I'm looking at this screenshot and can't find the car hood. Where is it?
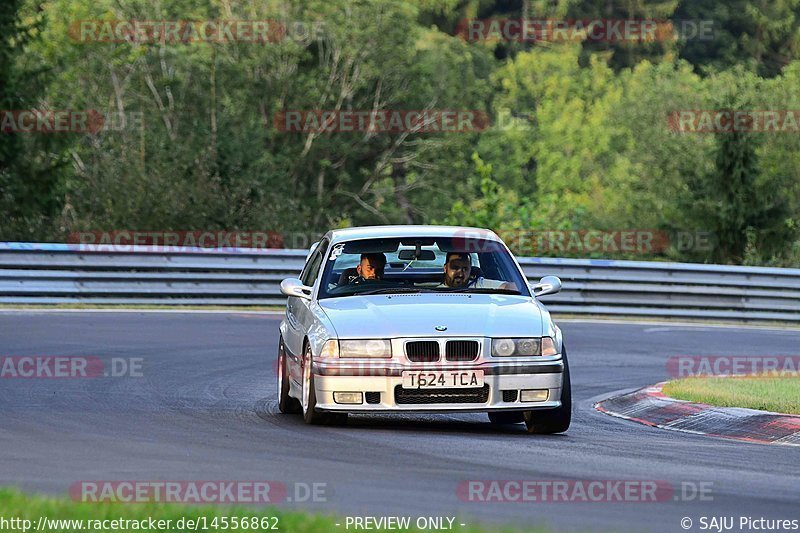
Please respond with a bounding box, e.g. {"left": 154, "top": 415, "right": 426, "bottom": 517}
{"left": 319, "top": 293, "right": 544, "bottom": 338}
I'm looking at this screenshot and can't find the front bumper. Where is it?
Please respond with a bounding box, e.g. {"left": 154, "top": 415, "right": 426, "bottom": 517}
{"left": 311, "top": 359, "right": 564, "bottom": 413}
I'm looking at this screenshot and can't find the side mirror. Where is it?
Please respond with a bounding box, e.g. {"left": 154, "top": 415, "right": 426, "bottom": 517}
{"left": 281, "top": 278, "right": 312, "bottom": 300}
{"left": 531, "top": 276, "right": 562, "bottom": 297}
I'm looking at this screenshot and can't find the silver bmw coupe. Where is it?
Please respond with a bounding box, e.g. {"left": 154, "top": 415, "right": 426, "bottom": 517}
{"left": 277, "top": 225, "right": 570, "bottom": 433}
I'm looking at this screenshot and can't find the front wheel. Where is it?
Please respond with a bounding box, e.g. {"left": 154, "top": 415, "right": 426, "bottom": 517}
{"left": 277, "top": 339, "right": 301, "bottom": 414}
{"left": 301, "top": 344, "right": 347, "bottom": 425}
{"left": 523, "top": 345, "right": 571, "bottom": 434}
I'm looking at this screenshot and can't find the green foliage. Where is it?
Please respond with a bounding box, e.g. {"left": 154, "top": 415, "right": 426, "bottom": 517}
{"left": 676, "top": 0, "right": 800, "bottom": 77}
{"left": 479, "top": 44, "right": 799, "bottom": 263}
{"left": 440, "top": 152, "right": 533, "bottom": 230}
{"left": 1, "top": 0, "right": 68, "bottom": 240}
{"left": 700, "top": 119, "right": 763, "bottom": 263}
{"left": 561, "top": 0, "right": 681, "bottom": 71}
{"left": 676, "top": 75, "right": 798, "bottom": 264}
{"left": 0, "top": 0, "right": 24, "bottom": 167}
{"left": 700, "top": 123, "right": 794, "bottom": 264}
{"left": 1, "top": 0, "right": 799, "bottom": 267}
{"left": 5, "top": 0, "right": 494, "bottom": 237}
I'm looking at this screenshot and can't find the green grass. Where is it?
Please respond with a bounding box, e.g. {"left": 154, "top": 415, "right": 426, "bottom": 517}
{"left": 0, "top": 488, "right": 551, "bottom": 533}
{"left": 662, "top": 375, "right": 800, "bottom": 414}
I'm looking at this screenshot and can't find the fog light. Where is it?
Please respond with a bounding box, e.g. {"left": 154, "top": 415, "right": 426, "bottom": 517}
{"left": 333, "top": 392, "right": 363, "bottom": 404}
{"left": 520, "top": 389, "right": 549, "bottom": 402}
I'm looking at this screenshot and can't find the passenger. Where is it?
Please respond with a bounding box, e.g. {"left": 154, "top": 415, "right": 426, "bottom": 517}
{"left": 439, "top": 252, "right": 516, "bottom": 290}
{"left": 348, "top": 252, "right": 387, "bottom": 283}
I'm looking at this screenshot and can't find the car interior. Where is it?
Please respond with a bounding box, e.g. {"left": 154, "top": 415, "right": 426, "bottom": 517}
{"left": 322, "top": 237, "right": 512, "bottom": 295}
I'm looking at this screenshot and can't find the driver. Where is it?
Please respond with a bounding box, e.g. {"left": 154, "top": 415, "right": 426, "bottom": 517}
{"left": 347, "top": 252, "right": 386, "bottom": 283}
{"left": 439, "top": 252, "right": 515, "bottom": 290}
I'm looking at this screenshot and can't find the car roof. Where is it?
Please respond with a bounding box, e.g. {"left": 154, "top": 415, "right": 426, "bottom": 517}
{"left": 324, "top": 225, "right": 500, "bottom": 246}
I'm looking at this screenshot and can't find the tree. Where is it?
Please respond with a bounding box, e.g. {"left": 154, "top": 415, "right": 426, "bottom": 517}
{"left": 0, "top": 0, "right": 65, "bottom": 240}
{"left": 687, "top": 97, "right": 794, "bottom": 263}
{"left": 676, "top": 0, "right": 800, "bottom": 77}
{"left": 25, "top": 0, "right": 494, "bottom": 237}
{"left": 563, "top": 0, "right": 681, "bottom": 71}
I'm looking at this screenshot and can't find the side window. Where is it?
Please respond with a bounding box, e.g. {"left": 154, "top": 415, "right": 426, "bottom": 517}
{"left": 300, "top": 240, "right": 328, "bottom": 286}
{"left": 476, "top": 252, "right": 500, "bottom": 279}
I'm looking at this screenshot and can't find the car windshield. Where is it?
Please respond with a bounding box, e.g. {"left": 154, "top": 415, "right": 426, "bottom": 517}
{"left": 318, "top": 236, "right": 530, "bottom": 299}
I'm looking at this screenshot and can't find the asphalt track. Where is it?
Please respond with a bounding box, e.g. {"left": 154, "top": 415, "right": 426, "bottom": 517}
{"left": 1, "top": 311, "right": 799, "bottom": 533}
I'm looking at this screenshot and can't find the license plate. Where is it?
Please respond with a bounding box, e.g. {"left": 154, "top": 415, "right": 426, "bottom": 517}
{"left": 401, "top": 370, "right": 484, "bottom": 389}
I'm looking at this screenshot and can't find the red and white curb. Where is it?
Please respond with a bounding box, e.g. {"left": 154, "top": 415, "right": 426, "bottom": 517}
{"left": 594, "top": 382, "right": 800, "bottom": 447}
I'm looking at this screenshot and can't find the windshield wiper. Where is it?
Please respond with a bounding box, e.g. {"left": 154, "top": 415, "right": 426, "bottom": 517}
{"left": 440, "top": 288, "right": 521, "bottom": 295}
{"left": 358, "top": 287, "right": 434, "bottom": 295}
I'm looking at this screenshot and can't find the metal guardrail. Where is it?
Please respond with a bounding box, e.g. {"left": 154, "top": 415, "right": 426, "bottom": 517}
{"left": 2, "top": 242, "right": 799, "bottom": 322}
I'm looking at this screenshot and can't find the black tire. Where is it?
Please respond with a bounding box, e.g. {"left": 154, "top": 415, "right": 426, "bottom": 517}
{"left": 523, "top": 345, "right": 572, "bottom": 434}
{"left": 277, "top": 340, "right": 301, "bottom": 414}
{"left": 301, "top": 343, "right": 348, "bottom": 425}
{"left": 302, "top": 372, "right": 327, "bottom": 424}
{"left": 303, "top": 372, "right": 348, "bottom": 425}
{"left": 488, "top": 411, "right": 525, "bottom": 424}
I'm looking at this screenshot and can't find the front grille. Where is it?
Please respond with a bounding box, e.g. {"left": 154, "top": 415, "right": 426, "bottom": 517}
{"left": 394, "top": 385, "right": 490, "bottom": 405}
{"left": 365, "top": 392, "right": 381, "bottom": 404}
{"left": 405, "top": 341, "right": 440, "bottom": 362}
{"left": 445, "top": 340, "right": 479, "bottom": 361}
{"left": 502, "top": 390, "right": 518, "bottom": 402}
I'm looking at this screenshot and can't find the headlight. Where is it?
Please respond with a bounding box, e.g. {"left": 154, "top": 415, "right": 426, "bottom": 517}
{"left": 491, "top": 338, "right": 517, "bottom": 356}
{"left": 541, "top": 336, "right": 558, "bottom": 356}
{"left": 319, "top": 339, "right": 339, "bottom": 359}
{"left": 491, "top": 337, "right": 558, "bottom": 356}
{"left": 339, "top": 339, "right": 392, "bottom": 358}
